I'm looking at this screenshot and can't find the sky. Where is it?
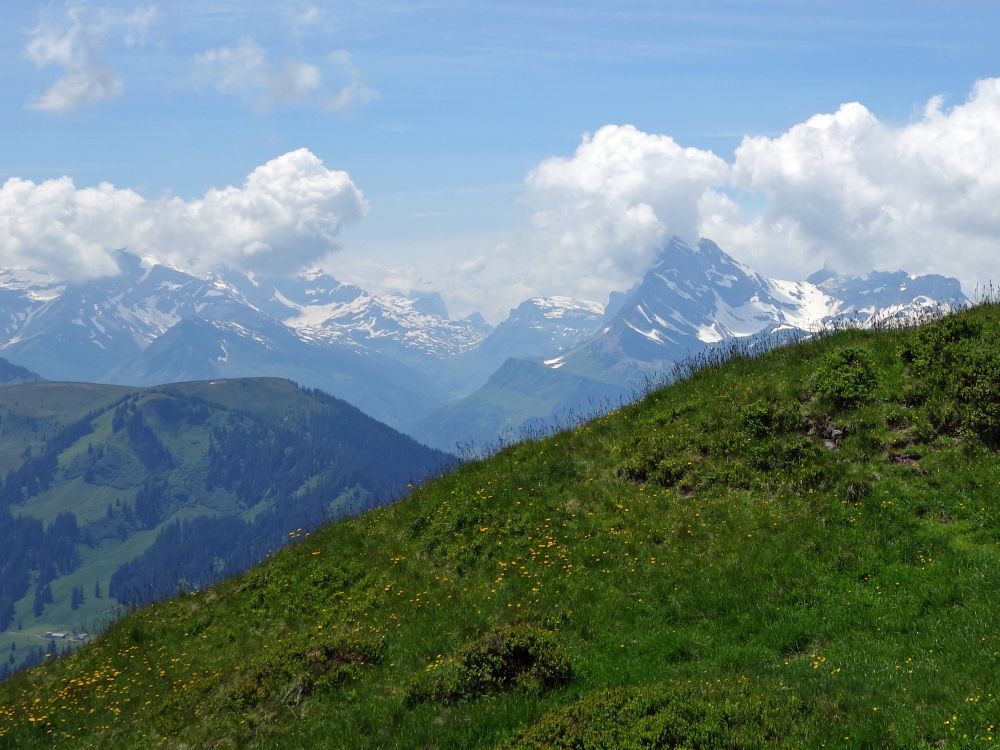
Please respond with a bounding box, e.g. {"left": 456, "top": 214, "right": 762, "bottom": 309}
{"left": 1, "top": 1, "right": 999, "bottom": 320}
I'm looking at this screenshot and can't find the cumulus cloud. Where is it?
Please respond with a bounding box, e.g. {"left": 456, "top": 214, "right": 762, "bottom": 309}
{"left": 195, "top": 40, "right": 375, "bottom": 113}
{"left": 0, "top": 177, "right": 142, "bottom": 279}
{"left": 0, "top": 149, "right": 367, "bottom": 279}
{"left": 714, "top": 78, "right": 1000, "bottom": 285}
{"left": 439, "top": 124, "right": 729, "bottom": 316}
{"left": 25, "top": 4, "right": 157, "bottom": 113}
{"left": 521, "top": 124, "right": 728, "bottom": 298}
{"left": 447, "top": 79, "right": 1000, "bottom": 318}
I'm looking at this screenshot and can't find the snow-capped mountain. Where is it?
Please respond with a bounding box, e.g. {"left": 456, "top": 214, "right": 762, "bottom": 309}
{"left": 222, "top": 270, "right": 488, "bottom": 360}
{"left": 488, "top": 297, "right": 605, "bottom": 355}
{"left": 0, "top": 253, "right": 262, "bottom": 382}
{"left": 554, "top": 237, "right": 966, "bottom": 377}
{"left": 413, "top": 237, "right": 967, "bottom": 451}
{"left": 806, "top": 268, "right": 966, "bottom": 320}
{"left": 0, "top": 239, "right": 969, "bottom": 449}
{"left": 443, "top": 296, "right": 606, "bottom": 395}
{"left": 0, "top": 252, "right": 473, "bottom": 428}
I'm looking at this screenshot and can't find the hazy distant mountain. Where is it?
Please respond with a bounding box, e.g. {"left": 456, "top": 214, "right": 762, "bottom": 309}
{"left": 413, "top": 237, "right": 967, "bottom": 450}
{"left": 108, "top": 316, "right": 453, "bottom": 428}
{"left": 441, "top": 296, "right": 606, "bottom": 397}
{"left": 0, "top": 357, "right": 42, "bottom": 387}
{"left": 411, "top": 357, "right": 625, "bottom": 452}
{"left": 0, "top": 240, "right": 967, "bottom": 449}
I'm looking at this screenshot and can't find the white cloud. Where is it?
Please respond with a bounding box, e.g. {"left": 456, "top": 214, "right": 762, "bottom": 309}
{"left": 715, "top": 78, "right": 1000, "bottom": 285}
{"left": 440, "top": 124, "right": 729, "bottom": 317}
{"left": 0, "top": 177, "right": 142, "bottom": 279}
{"left": 445, "top": 79, "right": 1000, "bottom": 319}
{"left": 326, "top": 51, "right": 378, "bottom": 112}
{"left": 522, "top": 124, "right": 728, "bottom": 294}
{"left": 0, "top": 149, "right": 367, "bottom": 279}
{"left": 288, "top": 4, "right": 326, "bottom": 35}
{"left": 25, "top": 4, "right": 157, "bottom": 113}
{"left": 195, "top": 39, "right": 322, "bottom": 110}
{"left": 195, "top": 41, "right": 376, "bottom": 113}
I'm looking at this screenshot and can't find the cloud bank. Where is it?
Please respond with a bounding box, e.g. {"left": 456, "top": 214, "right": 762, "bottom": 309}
{"left": 26, "top": 4, "right": 157, "bottom": 113}
{"left": 0, "top": 149, "right": 367, "bottom": 279}
{"left": 448, "top": 78, "right": 1000, "bottom": 318}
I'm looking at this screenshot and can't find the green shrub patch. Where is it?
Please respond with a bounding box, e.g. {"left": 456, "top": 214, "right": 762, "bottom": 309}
{"left": 406, "top": 624, "right": 573, "bottom": 706}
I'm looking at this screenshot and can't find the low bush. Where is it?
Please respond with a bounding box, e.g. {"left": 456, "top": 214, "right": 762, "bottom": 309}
{"left": 224, "top": 631, "right": 384, "bottom": 710}
{"left": 502, "top": 681, "right": 805, "bottom": 749}
{"left": 812, "top": 347, "right": 879, "bottom": 409}
{"left": 405, "top": 624, "right": 573, "bottom": 706}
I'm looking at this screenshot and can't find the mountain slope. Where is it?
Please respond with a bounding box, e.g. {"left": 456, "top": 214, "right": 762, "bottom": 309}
{"left": 0, "top": 378, "right": 451, "bottom": 678}
{"left": 0, "top": 358, "right": 42, "bottom": 388}
{"left": 412, "top": 357, "right": 627, "bottom": 452}
{"left": 2, "top": 303, "right": 998, "bottom": 747}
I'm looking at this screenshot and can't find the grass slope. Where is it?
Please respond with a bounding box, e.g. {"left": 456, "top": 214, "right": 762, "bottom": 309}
{"left": 1, "top": 306, "right": 999, "bottom": 748}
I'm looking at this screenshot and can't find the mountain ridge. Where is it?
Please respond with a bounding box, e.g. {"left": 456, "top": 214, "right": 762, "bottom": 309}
{"left": 0, "top": 239, "right": 967, "bottom": 448}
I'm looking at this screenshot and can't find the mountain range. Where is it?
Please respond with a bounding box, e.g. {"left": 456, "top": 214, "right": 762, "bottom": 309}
{"left": 0, "top": 238, "right": 966, "bottom": 449}
{"left": 412, "top": 238, "right": 966, "bottom": 449}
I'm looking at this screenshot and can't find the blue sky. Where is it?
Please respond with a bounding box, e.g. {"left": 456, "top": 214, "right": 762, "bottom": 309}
{"left": 2, "top": 1, "right": 999, "bottom": 319}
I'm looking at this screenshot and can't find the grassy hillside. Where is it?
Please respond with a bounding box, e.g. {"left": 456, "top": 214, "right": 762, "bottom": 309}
{"left": 0, "top": 378, "right": 451, "bottom": 679}
{"left": 1, "top": 305, "right": 999, "bottom": 748}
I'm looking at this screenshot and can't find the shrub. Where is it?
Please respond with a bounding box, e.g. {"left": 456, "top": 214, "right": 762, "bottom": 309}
{"left": 405, "top": 624, "right": 573, "bottom": 706}
{"left": 501, "top": 681, "right": 804, "bottom": 749}
{"left": 954, "top": 347, "right": 1000, "bottom": 446}
{"left": 738, "top": 401, "right": 802, "bottom": 439}
{"left": 617, "top": 427, "right": 695, "bottom": 489}
{"left": 812, "top": 348, "right": 878, "bottom": 409}
{"left": 898, "top": 313, "right": 999, "bottom": 446}
{"left": 224, "top": 632, "right": 384, "bottom": 710}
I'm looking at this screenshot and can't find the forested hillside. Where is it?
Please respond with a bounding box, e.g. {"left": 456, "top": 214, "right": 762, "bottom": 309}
{"left": 0, "top": 304, "right": 998, "bottom": 747}
{"left": 0, "top": 378, "right": 452, "bottom": 678}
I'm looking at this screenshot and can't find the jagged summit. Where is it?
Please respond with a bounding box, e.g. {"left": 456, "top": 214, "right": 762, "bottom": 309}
{"left": 558, "top": 237, "right": 966, "bottom": 370}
